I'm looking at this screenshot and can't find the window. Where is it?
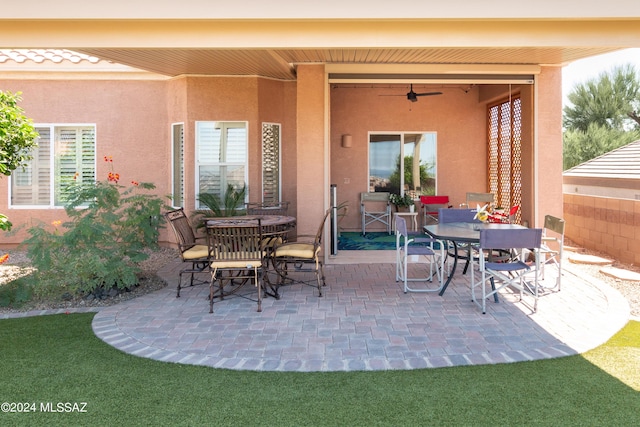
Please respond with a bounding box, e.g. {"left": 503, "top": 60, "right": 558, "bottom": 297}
{"left": 196, "top": 121, "right": 247, "bottom": 208}
{"left": 368, "top": 132, "right": 437, "bottom": 197}
{"left": 488, "top": 95, "right": 522, "bottom": 222}
{"left": 10, "top": 125, "right": 96, "bottom": 207}
{"left": 171, "top": 123, "right": 184, "bottom": 207}
{"left": 261, "top": 122, "right": 281, "bottom": 204}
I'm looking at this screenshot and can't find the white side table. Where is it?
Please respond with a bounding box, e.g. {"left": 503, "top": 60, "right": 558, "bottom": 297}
{"left": 392, "top": 211, "right": 418, "bottom": 233}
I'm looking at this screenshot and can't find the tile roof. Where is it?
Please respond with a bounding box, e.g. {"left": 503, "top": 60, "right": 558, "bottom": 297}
{"left": 563, "top": 139, "right": 640, "bottom": 180}
{"left": 0, "top": 49, "right": 101, "bottom": 64}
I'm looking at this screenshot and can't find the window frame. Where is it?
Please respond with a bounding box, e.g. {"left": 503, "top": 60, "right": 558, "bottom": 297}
{"left": 9, "top": 123, "right": 97, "bottom": 209}
{"left": 195, "top": 120, "right": 249, "bottom": 209}
{"left": 367, "top": 131, "right": 438, "bottom": 197}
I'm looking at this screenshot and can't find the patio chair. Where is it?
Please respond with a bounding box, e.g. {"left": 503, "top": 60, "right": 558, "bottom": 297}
{"left": 360, "top": 192, "right": 391, "bottom": 236}
{"left": 438, "top": 208, "right": 480, "bottom": 274}
{"left": 438, "top": 207, "right": 479, "bottom": 224}
{"left": 462, "top": 192, "right": 494, "bottom": 209}
{"left": 539, "top": 214, "right": 565, "bottom": 291}
{"left": 246, "top": 201, "right": 290, "bottom": 216}
{"left": 270, "top": 209, "right": 330, "bottom": 297}
{"left": 163, "top": 208, "right": 210, "bottom": 297}
{"left": 395, "top": 215, "right": 444, "bottom": 293}
{"left": 487, "top": 205, "right": 520, "bottom": 224}
{"left": 471, "top": 228, "right": 542, "bottom": 314}
{"left": 420, "top": 195, "right": 451, "bottom": 224}
{"left": 506, "top": 205, "right": 520, "bottom": 224}
{"left": 206, "top": 218, "right": 266, "bottom": 313}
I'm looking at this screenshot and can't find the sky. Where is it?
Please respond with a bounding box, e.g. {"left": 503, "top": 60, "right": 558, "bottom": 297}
{"left": 562, "top": 48, "right": 640, "bottom": 107}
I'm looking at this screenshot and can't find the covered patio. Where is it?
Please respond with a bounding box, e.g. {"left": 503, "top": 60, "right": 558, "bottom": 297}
{"left": 92, "top": 251, "right": 629, "bottom": 372}
{"left": 2, "top": 4, "right": 640, "bottom": 253}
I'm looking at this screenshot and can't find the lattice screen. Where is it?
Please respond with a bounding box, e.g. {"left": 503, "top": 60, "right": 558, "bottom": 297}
{"left": 261, "top": 123, "right": 281, "bottom": 204}
{"left": 488, "top": 96, "right": 522, "bottom": 223}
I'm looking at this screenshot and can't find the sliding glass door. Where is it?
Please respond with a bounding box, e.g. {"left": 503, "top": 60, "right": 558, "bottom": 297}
{"left": 368, "top": 132, "right": 437, "bottom": 196}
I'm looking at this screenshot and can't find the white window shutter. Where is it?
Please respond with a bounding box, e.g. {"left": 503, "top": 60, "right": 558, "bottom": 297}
{"left": 11, "top": 127, "right": 51, "bottom": 206}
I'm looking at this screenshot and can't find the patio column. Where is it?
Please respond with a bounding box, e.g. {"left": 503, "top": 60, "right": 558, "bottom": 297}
{"left": 296, "top": 64, "right": 328, "bottom": 236}
{"left": 534, "top": 66, "right": 564, "bottom": 227}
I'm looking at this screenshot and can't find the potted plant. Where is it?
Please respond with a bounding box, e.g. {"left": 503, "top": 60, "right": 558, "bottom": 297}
{"left": 192, "top": 183, "right": 247, "bottom": 228}
{"left": 389, "top": 193, "right": 415, "bottom": 212}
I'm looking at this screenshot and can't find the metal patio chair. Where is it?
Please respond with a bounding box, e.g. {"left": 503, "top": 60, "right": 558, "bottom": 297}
{"left": 206, "top": 217, "right": 266, "bottom": 313}
{"left": 419, "top": 195, "right": 451, "bottom": 224}
{"left": 395, "top": 215, "right": 444, "bottom": 293}
{"left": 462, "top": 192, "right": 495, "bottom": 209}
{"left": 539, "top": 214, "right": 565, "bottom": 291}
{"left": 270, "top": 209, "right": 330, "bottom": 297}
{"left": 360, "top": 192, "right": 391, "bottom": 236}
{"left": 163, "top": 208, "right": 210, "bottom": 297}
{"left": 471, "top": 228, "right": 542, "bottom": 314}
{"left": 438, "top": 208, "right": 481, "bottom": 275}
{"left": 246, "top": 201, "right": 290, "bottom": 216}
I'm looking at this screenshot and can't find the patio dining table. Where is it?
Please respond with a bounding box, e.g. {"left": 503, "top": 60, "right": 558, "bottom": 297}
{"left": 204, "top": 214, "right": 296, "bottom": 229}
{"left": 204, "top": 215, "right": 297, "bottom": 300}
{"left": 424, "top": 222, "right": 526, "bottom": 296}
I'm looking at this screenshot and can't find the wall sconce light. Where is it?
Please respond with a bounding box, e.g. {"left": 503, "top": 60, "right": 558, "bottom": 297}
{"left": 341, "top": 134, "right": 352, "bottom": 148}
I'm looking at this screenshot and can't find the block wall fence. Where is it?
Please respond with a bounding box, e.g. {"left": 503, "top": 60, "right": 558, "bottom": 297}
{"left": 563, "top": 193, "right": 640, "bottom": 265}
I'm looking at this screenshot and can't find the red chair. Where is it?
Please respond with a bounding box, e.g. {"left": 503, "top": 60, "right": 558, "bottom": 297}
{"left": 420, "top": 195, "right": 451, "bottom": 224}
{"left": 488, "top": 205, "right": 520, "bottom": 223}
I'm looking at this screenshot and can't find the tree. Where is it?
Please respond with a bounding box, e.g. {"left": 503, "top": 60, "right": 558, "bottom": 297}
{"left": 0, "top": 90, "right": 39, "bottom": 230}
{"left": 564, "top": 64, "right": 640, "bottom": 132}
{"left": 562, "top": 64, "right": 640, "bottom": 170}
{"left": 563, "top": 123, "right": 639, "bottom": 170}
{"left": 388, "top": 154, "right": 434, "bottom": 195}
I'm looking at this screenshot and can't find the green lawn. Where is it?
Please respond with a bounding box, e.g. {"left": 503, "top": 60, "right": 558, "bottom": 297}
{"left": 1, "top": 313, "right": 639, "bottom": 426}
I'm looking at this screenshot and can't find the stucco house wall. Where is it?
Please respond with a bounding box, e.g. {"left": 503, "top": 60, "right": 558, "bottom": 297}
{"left": 1, "top": 77, "right": 169, "bottom": 245}
{"left": 1, "top": 75, "right": 300, "bottom": 246}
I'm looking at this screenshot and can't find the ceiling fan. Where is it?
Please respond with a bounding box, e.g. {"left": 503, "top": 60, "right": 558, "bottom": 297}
{"left": 383, "top": 84, "right": 443, "bottom": 102}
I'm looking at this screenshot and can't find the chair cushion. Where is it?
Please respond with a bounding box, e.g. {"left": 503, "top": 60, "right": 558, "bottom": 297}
{"left": 182, "top": 244, "right": 209, "bottom": 260}
{"left": 211, "top": 259, "right": 263, "bottom": 269}
{"left": 274, "top": 243, "right": 317, "bottom": 259}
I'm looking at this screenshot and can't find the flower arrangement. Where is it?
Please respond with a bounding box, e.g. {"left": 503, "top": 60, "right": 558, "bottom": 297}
{"left": 389, "top": 193, "right": 413, "bottom": 208}
{"left": 474, "top": 204, "right": 519, "bottom": 223}
{"left": 474, "top": 204, "right": 490, "bottom": 222}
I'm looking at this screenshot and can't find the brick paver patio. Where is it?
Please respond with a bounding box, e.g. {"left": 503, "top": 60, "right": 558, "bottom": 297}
{"left": 91, "top": 253, "right": 630, "bottom": 372}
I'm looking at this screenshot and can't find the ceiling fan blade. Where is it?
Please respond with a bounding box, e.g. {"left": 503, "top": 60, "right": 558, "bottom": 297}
{"left": 378, "top": 84, "right": 442, "bottom": 102}
{"left": 415, "top": 91, "right": 443, "bottom": 97}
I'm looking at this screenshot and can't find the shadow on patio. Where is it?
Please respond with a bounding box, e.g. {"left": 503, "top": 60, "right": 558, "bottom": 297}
{"left": 92, "top": 250, "right": 629, "bottom": 372}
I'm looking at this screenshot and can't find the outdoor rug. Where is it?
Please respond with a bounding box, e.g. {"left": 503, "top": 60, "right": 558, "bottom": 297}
{"left": 338, "top": 232, "right": 448, "bottom": 251}
{"left": 337, "top": 232, "right": 398, "bottom": 250}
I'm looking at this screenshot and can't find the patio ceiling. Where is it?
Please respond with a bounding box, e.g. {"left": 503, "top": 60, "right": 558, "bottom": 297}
{"left": 69, "top": 46, "right": 621, "bottom": 81}
{"left": 1, "top": 17, "right": 637, "bottom": 81}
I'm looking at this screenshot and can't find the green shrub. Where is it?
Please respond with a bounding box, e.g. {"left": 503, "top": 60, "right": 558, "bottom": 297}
{"left": 23, "top": 179, "right": 165, "bottom": 297}
{"left": 192, "top": 183, "right": 247, "bottom": 227}
{"left": 0, "top": 276, "right": 33, "bottom": 308}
